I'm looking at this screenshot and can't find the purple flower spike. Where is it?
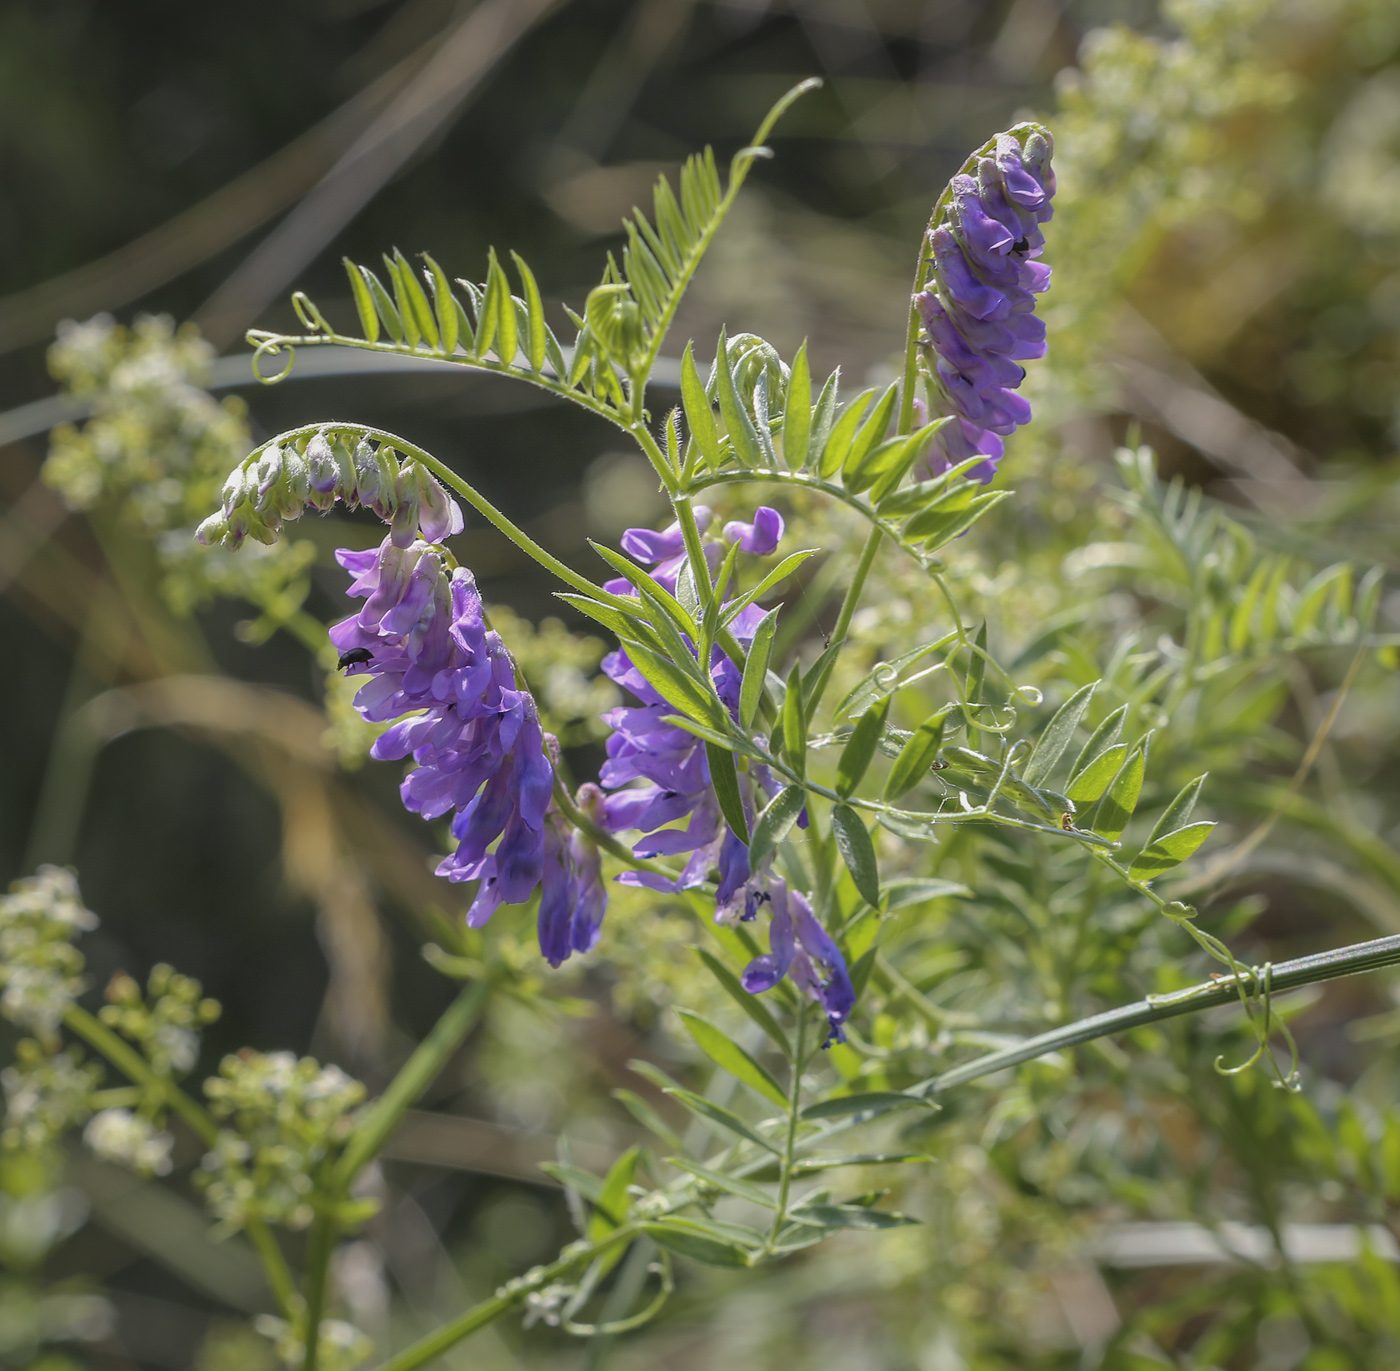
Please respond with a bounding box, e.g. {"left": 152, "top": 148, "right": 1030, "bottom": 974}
{"left": 914, "top": 124, "right": 1054, "bottom": 484}
{"left": 723, "top": 506, "right": 784, "bottom": 556}
{"left": 330, "top": 534, "right": 588, "bottom": 952}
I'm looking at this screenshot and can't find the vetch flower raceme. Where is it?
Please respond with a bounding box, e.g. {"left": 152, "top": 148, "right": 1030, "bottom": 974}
{"left": 331, "top": 535, "right": 606, "bottom": 960}
{"left": 915, "top": 125, "right": 1055, "bottom": 483}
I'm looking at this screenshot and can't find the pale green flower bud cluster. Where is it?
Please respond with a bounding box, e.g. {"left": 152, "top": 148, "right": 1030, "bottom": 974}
{"left": 199, "top": 1052, "right": 367, "bottom": 1232}
{"left": 99, "top": 964, "right": 220, "bottom": 1079}
{"left": 82, "top": 1108, "right": 174, "bottom": 1177}
{"left": 0, "top": 868, "right": 98, "bottom": 1037}
{"left": 254, "top": 1313, "right": 373, "bottom": 1371}
{"left": 197, "top": 432, "right": 462, "bottom": 551}
{"left": 1, "top": 1041, "right": 102, "bottom": 1154}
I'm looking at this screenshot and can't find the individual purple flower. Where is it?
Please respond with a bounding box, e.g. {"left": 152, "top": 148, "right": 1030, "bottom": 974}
{"left": 538, "top": 785, "right": 608, "bottom": 968}
{"left": 914, "top": 125, "right": 1055, "bottom": 485}
{"left": 740, "top": 885, "right": 854, "bottom": 1046}
{"left": 330, "top": 536, "right": 569, "bottom": 942}
{"left": 723, "top": 507, "right": 784, "bottom": 556}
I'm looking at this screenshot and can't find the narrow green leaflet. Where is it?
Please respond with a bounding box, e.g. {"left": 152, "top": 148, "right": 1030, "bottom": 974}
{"left": 509, "top": 250, "right": 547, "bottom": 371}
{"left": 677, "top": 1010, "right": 787, "bottom": 1110}
{"left": 1022, "top": 682, "right": 1097, "bottom": 787}
{"left": 627, "top": 644, "right": 724, "bottom": 727}
{"left": 839, "top": 384, "right": 898, "bottom": 485}
{"left": 885, "top": 710, "right": 947, "bottom": 800}
{"left": 1147, "top": 774, "right": 1207, "bottom": 842}
{"left": 801, "top": 1091, "right": 937, "bottom": 1120}
{"left": 421, "top": 253, "right": 460, "bottom": 354}
{"left": 539, "top": 1162, "right": 606, "bottom": 1203}
{"left": 667, "top": 1157, "right": 775, "bottom": 1209}
{"left": 588, "top": 1145, "right": 642, "bottom": 1239}
{"left": 791, "top": 1204, "right": 918, "bottom": 1231}
{"left": 343, "top": 258, "right": 380, "bottom": 343}
{"left": 643, "top": 1218, "right": 757, "bottom": 1267}
{"left": 694, "top": 948, "right": 791, "bottom": 1055}
{"left": 836, "top": 699, "right": 889, "bottom": 798}
{"left": 780, "top": 663, "right": 807, "bottom": 775}
{"left": 748, "top": 784, "right": 808, "bottom": 871}
{"left": 1069, "top": 703, "right": 1128, "bottom": 782}
{"left": 681, "top": 341, "right": 722, "bottom": 469}
{"left": 483, "top": 248, "right": 518, "bottom": 364}
{"left": 905, "top": 490, "right": 1012, "bottom": 550}
{"left": 612, "top": 1089, "right": 684, "bottom": 1154}
{"left": 720, "top": 550, "right": 818, "bottom": 625}
{"left": 793, "top": 1152, "right": 932, "bottom": 1172}
{"left": 782, "top": 341, "right": 812, "bottom": 469}
{"left": 832, "top": 804, "right": 880, "bottom": 906}
{"left": 714, "top": 330, "right": 763, "bottom": 467}
{"left": 660, "top": 1086, "right": 780, "bottom": 1153}
{"left": 589, "top": 543, "right": 700, "bottom": 638}
{"left": 705, "top": 743, "right": 751, "bottom": 842}
{"left": 1090, "top": 733, "right": 1152, "bottom": 842}
{"left": 360, "top": 265, "right": 403, "bottom": 342}
{"left": 806, "top": 368, "right": 840, "bottom": 471}
{"left": 391, "top": 248, "right": 438, "bottom": 348}
{"left": 1065, "top": 742, "right": 1128, "bottom": 805}
{"left": 815, "top": 387, "right": 877, "bottom": 478}
{"left": 1128, "top": 821, "right": 1215, "bottom": 882}
{"left": 740, "top": 608, "right": 779, "bottom": 731}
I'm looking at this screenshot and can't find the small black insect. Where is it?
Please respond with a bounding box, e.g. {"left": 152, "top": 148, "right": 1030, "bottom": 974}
{"left": 1012, "top": 237, "right": 1030, "bottom": 254}
{"left": 337, "top": 647, "right": 374, "bottom": 670}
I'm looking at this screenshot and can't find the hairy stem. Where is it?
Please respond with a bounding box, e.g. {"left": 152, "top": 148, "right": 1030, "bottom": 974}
{"left": 767, "top": 1007, "right": 809, "bottom": 1250}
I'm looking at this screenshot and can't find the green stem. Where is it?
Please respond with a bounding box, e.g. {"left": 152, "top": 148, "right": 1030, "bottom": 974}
{"left": 767, "top": 1008, "right": 809, "bottom": 1249}
{"left": 801, "top": 524, "right": 883, "bottom": 719}
{"left": 300, "top": 1211, "right": 336, "bottom": 1371}
{"left": 915, "top": 931, "right": 1400, "bottom": 1096}
{"left": 372, "top": 1226, "right": 640, "bottom": 1371}
{"left": 245, "top": 1217, "right": 298, "bottom": 1318}
{"left": 332, "top": 977, "right": 493, "bottom": 1190}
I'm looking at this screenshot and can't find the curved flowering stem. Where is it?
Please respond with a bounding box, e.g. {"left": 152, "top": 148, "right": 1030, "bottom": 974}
{"left": 242, "top": 423, "right": 634, "bottom": 611}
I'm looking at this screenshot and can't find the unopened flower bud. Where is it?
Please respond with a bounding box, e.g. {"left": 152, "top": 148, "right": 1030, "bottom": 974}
{"left": 407, "top": 462, "right": 465, "bottom": 543}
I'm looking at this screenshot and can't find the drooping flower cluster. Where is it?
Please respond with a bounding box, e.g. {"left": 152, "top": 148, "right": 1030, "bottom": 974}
{"left": 595, "top": 508, "right": 854, "bottom": 1042}
{"left": 538, "top": 784, "right": 607, "bottom": 969}
{"left": 331, "top": 536, "right": 604, "bottom": 955}
{"left": 916, "top": 125, "right": 1055, "bottom": 483}
{"left": 197, "top": 432, "right": 463, "bottom": 550}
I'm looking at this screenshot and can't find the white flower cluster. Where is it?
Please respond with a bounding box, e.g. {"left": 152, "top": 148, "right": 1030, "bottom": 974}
{"left": 199, "top": 1052, "right": 366, "bottom": 1232}
{"left": 82, "top": 1108, "right": 175, "bottom": 1177}
{"left": 0, "top": 867, "right": 98, "bottom": 1036}
{"left": 1, "top": 1041, "right": 102, "bottom": 1153}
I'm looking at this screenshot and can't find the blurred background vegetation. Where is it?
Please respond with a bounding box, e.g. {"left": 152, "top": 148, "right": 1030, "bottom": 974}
{"left": 4, "top": 0, "right": 1400, "bottom": 1366}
